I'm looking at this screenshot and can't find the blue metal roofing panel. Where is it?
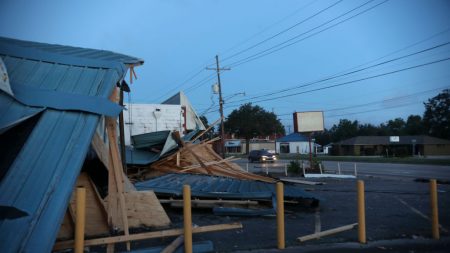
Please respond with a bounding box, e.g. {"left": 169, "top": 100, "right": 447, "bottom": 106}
{"left": 0, "top": 37, "right": 143, "bottom": 69}
{"left": 135, "top": 174, "right": 317, "bottom": 201}
{"left": 276, "top": 132, "right": 309, "bottom": 142}
{"left": 0, "top": 37, "right": 138, "bottom": 253}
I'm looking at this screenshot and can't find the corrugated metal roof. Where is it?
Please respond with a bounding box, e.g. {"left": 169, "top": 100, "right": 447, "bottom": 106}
{"left": 335, "top": 135, "right": 450, "bottom": 146}
{"left": 135, "top": 173, "right": 317, "bottom": 201}
{"left": 276, "top": 132, "right": 309, "bottom": 142}
{"left": 0, "top": 37, "right": 144, "bottom": 69}
{"left": 0, "top": 37, "right": 141, "bottom": 253}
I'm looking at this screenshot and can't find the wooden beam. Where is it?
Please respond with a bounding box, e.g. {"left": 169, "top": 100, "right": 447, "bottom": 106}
{"left": 53, "top": 223, "right": 243, "bottom": 250}
{"left": 202, "top": 136, "right": 221, "bottom": 144}
{"left": 172, "top": 131, "right": 212, "bottom": 174}
{"left": 297, "top": 223, "right": 358, "bottom": 242}
{"left": 161, "top": 235, "right": 184, "bottom": 253}
{"left": 106, "top": 117, "right": 131, "bottom": 251}
{"left": 190, "top": 117, "right": 222, "bottom": 142}
{"left": 180, "top": 156, "right": 238, "bottom": 171}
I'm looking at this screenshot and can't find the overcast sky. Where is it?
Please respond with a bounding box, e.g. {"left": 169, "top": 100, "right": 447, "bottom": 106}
{"left": 1, "top": 0, "right": 449, "bottom": 132}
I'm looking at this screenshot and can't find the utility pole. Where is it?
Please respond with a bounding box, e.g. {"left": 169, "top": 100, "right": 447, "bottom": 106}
{"left": 206, "top": 55, "right": 230, "bottom": 158}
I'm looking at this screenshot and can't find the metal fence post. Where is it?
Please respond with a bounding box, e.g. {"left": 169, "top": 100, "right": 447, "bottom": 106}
{"left": 183, "top": 185, "right": 193, "bottom": 253}
{"left": 357, "top": 180, "right": 366, "bottom": 244}
{"left": 430, "top": 179, "right": 440, "bottom": 239}
{"left": 75, "top": 187, "right": 86, "bottom": 253}
{"left": 276, "top": 182, "right": 285, "bottom": 249}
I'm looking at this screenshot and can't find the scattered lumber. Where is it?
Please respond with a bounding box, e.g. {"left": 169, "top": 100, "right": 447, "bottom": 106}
{"left": 146, "top": 132, "right": 275, "bottom": 183}
{"left": 53, "top": 222, "right": 243, "bottom": 250}
{"left": 297, "top": 223, "right": 358, "bottom": 242}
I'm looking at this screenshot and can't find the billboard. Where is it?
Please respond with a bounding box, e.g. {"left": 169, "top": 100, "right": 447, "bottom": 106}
{"left": 293, "top": 111, "right": 324, "bottom": 133}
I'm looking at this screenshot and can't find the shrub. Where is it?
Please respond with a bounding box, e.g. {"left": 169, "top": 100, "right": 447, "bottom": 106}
{"left": 287, "top": 160, "right": 301, "bottom": 174}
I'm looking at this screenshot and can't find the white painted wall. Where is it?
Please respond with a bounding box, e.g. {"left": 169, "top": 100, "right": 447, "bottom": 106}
{"left": 276, "top": 141, "right": 311, "bottom": 154}
{"left": 123, "top": 104, "right": 182, "bottom": 145}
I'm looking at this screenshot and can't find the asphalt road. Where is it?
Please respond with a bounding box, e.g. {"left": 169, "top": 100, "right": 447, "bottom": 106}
{"left": 127, "top": 159, "right": 450, "bottom": 252}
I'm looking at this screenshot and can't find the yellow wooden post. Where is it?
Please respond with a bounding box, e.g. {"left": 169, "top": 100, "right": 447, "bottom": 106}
{"left": 183, "top": 185, "right": 193, "bottom": 253}
{"left": 276, "top": 182, "right": 285, "bottom": 249}
{"left": 357, "top": 180, "right": 366, "bottom": 244}
{"left": 430, "top": 179, "right": 440, "bottom": 239}
{"left": 75, "top": 187, "right": 86, "bottom": 253}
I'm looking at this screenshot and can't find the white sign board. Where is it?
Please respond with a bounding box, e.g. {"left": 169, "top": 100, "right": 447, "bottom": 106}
{"left": 294, "top": 111, "right": 324, "bottom": 133}
{"left": 389, "top": 136, "right": 400, "bottom": 142}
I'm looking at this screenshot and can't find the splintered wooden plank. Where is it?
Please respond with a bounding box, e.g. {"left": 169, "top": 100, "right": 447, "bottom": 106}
{"left": 124, "top": 191, "right": 170, "bottom": 228}
{"left": 53, "top": 223, "right": 243, "bottom": 250}
{"left": 68, "top": 172, "right": 110, "bottom": 237}
{"left": 106, "top": 117, "right": 131, "bottom": 250}
{"left": 56, "top": 210, "right": 75, "bottom": 240}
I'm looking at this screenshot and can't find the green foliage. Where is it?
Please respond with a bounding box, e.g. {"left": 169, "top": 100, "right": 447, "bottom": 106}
{"left": 224, "top": 103, "right": 285, "bottom": 139}
{"left": 287, "top": 160, "right": 301, "bottom": 174}
{"left": 423, "top": 89, "right": 450, "bottom": 139}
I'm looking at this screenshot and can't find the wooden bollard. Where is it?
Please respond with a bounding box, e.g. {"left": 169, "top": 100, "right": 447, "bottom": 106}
{"left": 357, "top": 180, "right": 366, "bottom": 244}
{"left": 430, "top": 179, "right": 440, "bottom": 239}
{"left": 183, "top": 185, "right": 193, "bottom": 253}
{"left": 75, "top": 187, "right": 86, "bottom": 253}
{"left": 276, "top": 182, "right": 285, "bottom": 249}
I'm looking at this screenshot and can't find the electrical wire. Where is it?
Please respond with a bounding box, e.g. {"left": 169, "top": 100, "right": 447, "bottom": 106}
{"left": 226, "top": 0, "right": 386, "bottom": 68}
{"left": 226, "top": 56, "right": 450, "bottom": 106}
{"left": 221, "top": 0, "right": 343, "bottom": 62}
{"left": 227, "top": 41, "right": 450, "bottom": 105}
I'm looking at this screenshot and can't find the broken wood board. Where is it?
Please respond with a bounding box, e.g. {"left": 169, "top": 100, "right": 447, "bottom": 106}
{"left": 57, "top": 172, "right": 109, "bottom": 240}
{"left": 297, "top": 223, "right": 358, "bottom": 242}
{"left": 161, "top": 235, "right": 184, "bottom": 253}
{"left": 159, "top": 199, "right": 259, "bottom": 209}
{"left": 56, "top": 210, "right": 75, "bottom": 240}
{"left": 279, "top": 177, "right": 325, "bottom": 185}
{"left": 124, "top": 191, "right": 170, "bottom": 228}
{"left": 53, "top": 222, "right": 243, "bottom": 250}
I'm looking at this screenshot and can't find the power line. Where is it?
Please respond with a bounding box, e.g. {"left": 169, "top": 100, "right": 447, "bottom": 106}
{"left": 220, "top": 0, "right": 318, "bottom": 57}
{"left": 227, "top": 0, "right": 386, "bottom": 68}
{"left": 225, "top": 56, "right": 450, "bottom": 107}
{"left": 226, "top": 27, "right": 450, "bottom": 102}
{"left": 276, "top": 85, "right": 449, "bottom": 117}
{"left": 184, "top": 73, "right": 216, "bottom": 94}
{"left": 326, "top": 101, "right": 425, "bottom": 118}
{"left": 221, "top": 0, "right": 343, "bottom": 62}
{"left": 228, "top": 41, "right": 450, "bottom": 105}
{"left": 151, "top": 56, "right": 216, "bottom": 102}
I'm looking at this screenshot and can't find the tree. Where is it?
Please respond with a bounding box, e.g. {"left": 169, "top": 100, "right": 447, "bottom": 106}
{"left": 423, "top": 89, "right": 450, "bottom": 139}
{"left": 386, "top": 118, "right": 406, "bottom": 135}
{"left": 329, "top": 119, "right": 359, "bottom": 142}
{"left": 224, "top": 103, "right": 285, "bottom": 153}
{"left": 404, "top": 115, "right": 425, "bottom": 135}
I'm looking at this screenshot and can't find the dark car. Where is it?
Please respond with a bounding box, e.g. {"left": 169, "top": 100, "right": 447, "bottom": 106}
{"left": 248, "top": 149, "right": 277, "bottom": 163}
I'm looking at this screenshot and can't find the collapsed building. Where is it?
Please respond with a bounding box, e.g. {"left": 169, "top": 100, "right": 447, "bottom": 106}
{"left": 0, "top": 37, "right": 317, "bottom": 253}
